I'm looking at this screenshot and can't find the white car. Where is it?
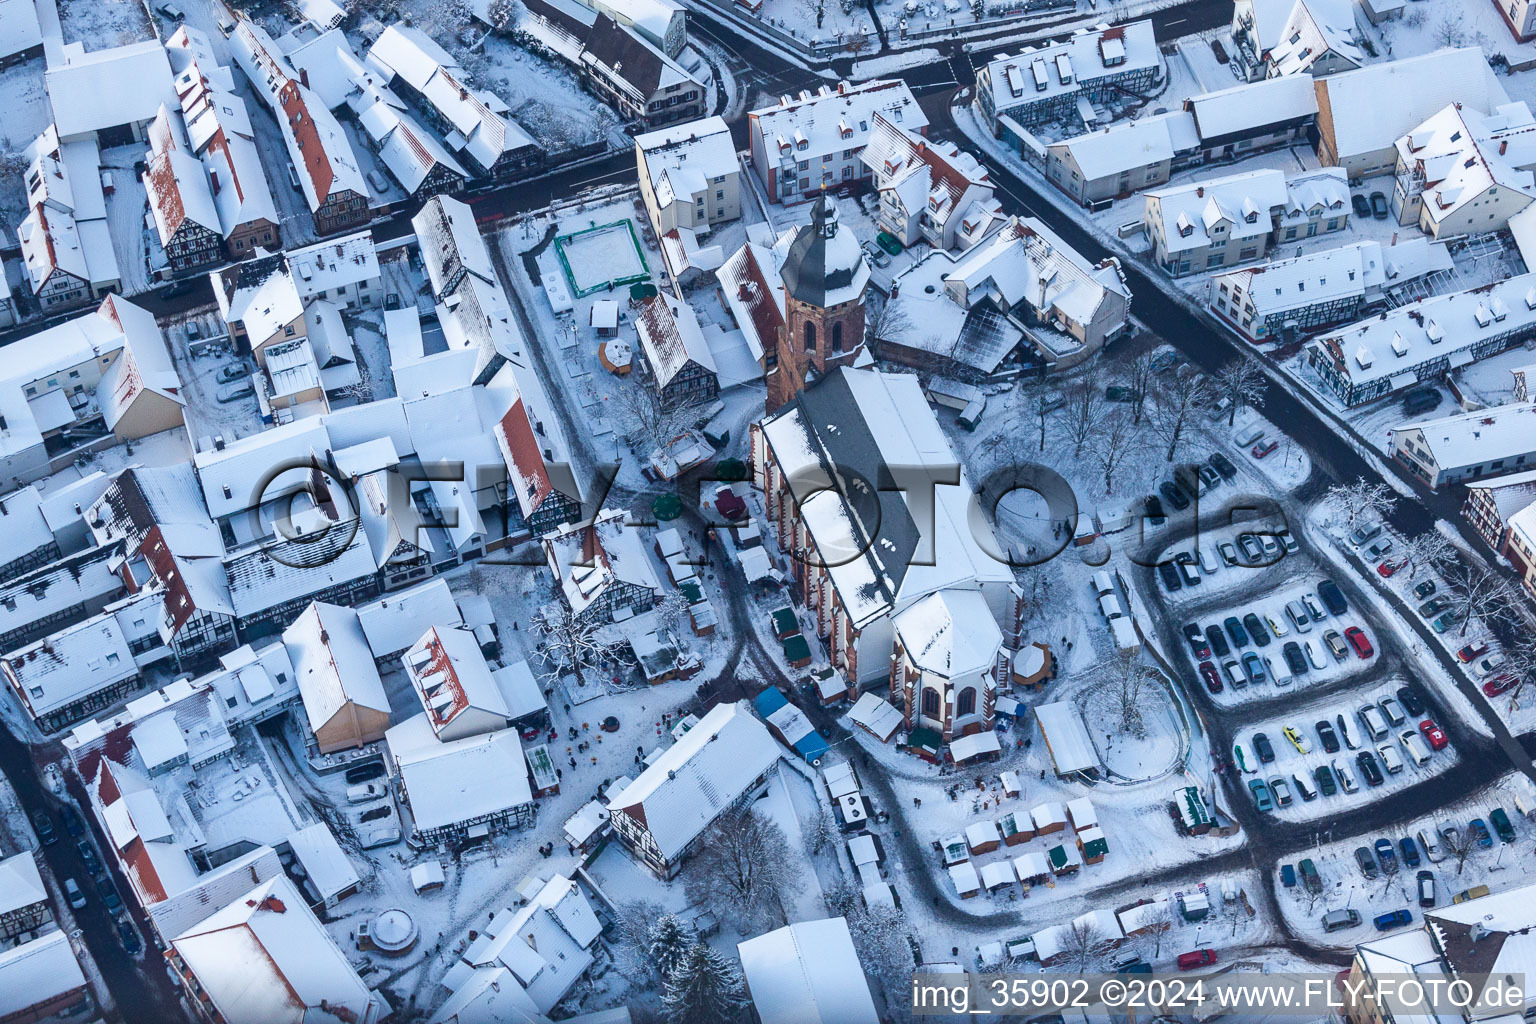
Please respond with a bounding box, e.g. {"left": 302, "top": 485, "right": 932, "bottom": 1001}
{"left": 1332, "top": 760, "right": 1358, "bottom": 794}
{"left": 346, "top": 782, "right": 387, "bottom": 804}
{"left": 1377, "top": 743, "right": 1405, "bottom": 775}
{"left": 1471, "top": 654, "right": 1506, "bottom": 680}
{"left": 359, "top": 825, "right": 402, "bottom": 849}
{"left": 1305, "top": 640, "right": 1328, "bottom": 671}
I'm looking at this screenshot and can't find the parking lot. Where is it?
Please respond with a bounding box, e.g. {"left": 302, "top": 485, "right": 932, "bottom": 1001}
{"left": 1236, "top": 676, "right": 1457, "bottom": 823}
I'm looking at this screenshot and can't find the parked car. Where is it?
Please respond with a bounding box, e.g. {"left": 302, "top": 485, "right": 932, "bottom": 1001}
{"left": 1302, "top": 594, "right": 1326, "bottom": 622}
{"left": 1324, "top": 909, "right": 1362, "bottom": 932}
{"left": 1268, "top": 777, "right": 1293, "bottom": 806}
{"left": 347, "top": 782, "right": 387, "bottom": 804}
{"left": 1457, "top": 641, "right": 1490, "bottom": 663}
{"left": 1218, "top": 541, "right": 1240, "bottom": 566}
{"left": 215, "top": 363, "right": 247, "bottom": 384}
{"left": 1242, "top": 651, "right": 1267, "bottom": 685}
{"left": 1470, "top": 654, "right": 1506, "bottom": 680}
{"left": 1178, "top": 949, "right": 1218, "bottom": 971}
{"left": 1253, "top": 732, "right": 1276, "bottom": 763}
{"left": 1145, "top": 495, "right": 1167, "bottom": 526}
{"left": 1358, "top": 704, "right": 1389, "bottom": 741}
{"left": 1206, "top": 626, "right": 1232, "bottom": 659}
{"left": 65, "top": 878, "right": 86, "bottom": 909}
{"left": 1334, "top": 760, "right": 1358, "bottom": 793}
{"left": 1316, "top": 720, "right": 1340, "bottom": 753}
{"left": 345, "top": 761, "right": 387, "bottom": 785}
{"left": 1484, "top": 675, "right": 1517, "bottom": 697}
{"left": 1351, "top": 194, "right": 1372, "bottom": 218}
{"left": 1413, "top": 580, "right": 1437, "bottom": 600}
{"left": 1346, "top": 626, "right": 1374, "bottom": 658}
{"left": 1418, "top": 597, "right": 1449, "bottom": 618}
{"left": 1417, "top": 870, "right": 1437, "bottom": 907}
{"left": 217, "top": 382, "right": 255, "bottom": 403}
{"left": 1314, "top": 764, "right": 1337, "bottom": 796}
{"left": 60, "top": 807, "right": 84, "bottom": 837}
{"left": 1379, "top": 697, "right": 1407, "bottom": 726}
{"left": 1349, "top": 522, "right": 1383, "bottom": 546}
{"left": 1224, "top": 616, "right": 1250, "bottom": 647}
{"left": 1453, "top": 885, "right": 1491, "bottom": 904}
{"left": 1252, "top": 439, "right": 1279, "bottom": 459}
{"left": 77, "top": 840, "right": 103, "bottom": 879}
{"left": 1357, "top": 750, "right": 1384, "bottom": 787}
{"left": 1160, "top": 481, "right": 1191, "bottom": 511}
{"left": 1419, "top": 829, "right": 1445, "bottom": 862}
{"left": 1377, "top": 559, "right": 1406, "bottom": 578}
{"left": 1336, "top": 714, "right": 1359, "bottom": 750}
{"left": 1210, "top": 452, "right": 1238, "bottom": 481}
{"left": 118, "top": 919, "right": 142, "bottom": 956}
{"left": 1234, "top": 423, "right": 1266, "bottom": 447}
{"left": 1281, "top": 863, "right": 1297, "bottom": 888}
{"left": 1158, "top": 561, "right": 1184, "bottom": 592}
{"left": 1396, "top": 686, "right": 1426, "bottom": 717}
{"left": 1277, "top": 529, "right": 1299, "bottom": 553}
{"left": 1237, "top": 534, "right": 1264, "bottom": 562}
{"left": 1183, "top": 624, "right": 1210, "bottom": 658}
{"left": 1292, "top": 773, "right": 1317, "bottom": 802}
{"left": 30, "top": 810, "right": 56, "bottom": 846}
{"left": 1400, "top": 730, "right": 1433, "bottom": 766}
{"left": 1299, "top": 858, "right": 1323, "bottom": 894}
{"left": 360, "top": 825, "right": 402, "bottom": 849}
{"left": 1370, "top": 191, "right": 1389, "bottom": 218}
{"left": 1243, "top": 613, "right": 1270, "bottom": 647}
{"left": 1374, "top": 910, "right": 1413, "bottom": 932}
{"left": 1198, "top": 661, "right": 1223, "bottom": 694}
{"left": 1106, "top": 385, "right": 1141, "bottom": 403}
{"left": 1317, "top": 580, "right": 1348, "bottom": 616}
{"left": 1399, "top": 837, "right": 1420, "bottom": 868}
{"left": 1490, "top": 807, "right": 1516, "bottom": 844}
{"left": 1264, "top": 612, "right": 1289, "bottom": 638}
{"left": 99, "top": 881, "right": 122, "bottom": 915}
{"left": 1365, "top": 538, "right": 1393, "bottom": 560}
{"left": 1283, "top": 725, "right": 1310, "bottom": 753}
{"left": 1355, "top": 847, "right": 1379, "bottom": 879}
{"left": 1419, "top": 720, "right": 1448, "bottom": 750}
{"left": 1377, "top": 743, "right": 1405, "bottom": 775}
{"left": 1284, "top": 601, "right": 1312, "bottom": 634}
{"left": 1223, "top": 660, "right": 1245, "bottom": 688}
{"left": 1432, "top": 611, "right": 1457, "bottom": 633}
{"left": 1198, "top": 464, "right": 1223, "bottom": 492}
{"left": 1305, "top": 640, "right": 1327, "bottom": 670}
{"left": 1282, "top": 642, "right": 1308, "bottom": 676}
{"left": 1469, "top": 818, "right": 1493, "bottom": 848}
{"left": 1374, "top": 838, "right": 1397, "bottom": 870}
{"left": 1249, "top": 778, "right": 1274, "bottom": 811}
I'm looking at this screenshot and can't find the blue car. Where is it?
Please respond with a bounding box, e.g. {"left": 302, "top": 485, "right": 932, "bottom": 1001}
{"left": 1399, "top": 837, "right": 1421, "bottom": 868}
{"left": 1242, "top": 652, "right": 1267, "bottom": 685}
{"left": 1374, "top": 838, "right": 1397, "bottom": 871}
{"left": 1469, "top": 819, "right": 1493, "bottom": 848}
{"left": 1374, "top": 910, "right": 1413, "bottom": 932}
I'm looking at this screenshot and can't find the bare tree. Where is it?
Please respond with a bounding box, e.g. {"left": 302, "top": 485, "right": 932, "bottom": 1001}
{"left": 1124, "top": 350, "right": 1156, "bottom": 426}
{"left": 530, "top": 602, "right": 624, "bottom": 687}
{"left": 1104, "top": 650, "right": 1154, "bottom": 739}
{"left": 654, "top": 589, "right": 691, "bottom": 638}
{"left": 1500, "top": 635, "right": 1536, "bottom": 701}
{"left": 615, "top": 384, "right": 702, "bottom": 450}
{"left": 1033, "top": 392, "right": 1051, "bottom": 452}
{"left": 1399, "top": 531, "right": 1458, "bottom": 578}
{"left": 1142, "top": 903, "right": 1175, "bottom": 958}
{"left": 1091, "top": 407, "right": 1145, "bottom": 495}
{"left": 1060, "top": 919, "right": 1105, "bottom": 974}
{"left": 846, "top": 32, "right": 870, "bottom": 56}
{"left": 610, "top": 899, "right": 670, "bottom": 983}
{"left": 1444, "top": 560, "right": 1521, "bottom": 638}
{"left": 1320, "top": 477, "right": 1399, "bottom": 532}
{"left": 804, "top": 804, "right": 840, "bottom": 856}
{"left": 685, "top": 808, "right": 793, "bottom": 928}
{"left": 866, "top": 293, "right": 913, "bottom": 349}
{"left": 1147, "top": 365, "right": 1213, "bottom": 463}
{"left": 1059, "top": 372, "right": 1106, "bottom": 459}
{"left": 1432, "top": 11, "right": 1466, "bottom": 46}
{"left": 1214, "top": 358, "right": 1266, "bottom": 427}
{"left": 800, "top": 0, "right": 826, "bottom": 28}
{"left": 1446, "top": 825, "right": 1479, "bottom": 877}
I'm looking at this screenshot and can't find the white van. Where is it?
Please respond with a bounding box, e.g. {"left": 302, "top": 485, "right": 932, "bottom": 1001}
{"left": 1358, "top": 705, "right": 1389, "bottom": 741}
{"left": 1400, "top": 730, "right": 1433, "bottom": 767}
{"left": 1378, "top": 743, "right": 1405, "bottom": 774}
{"left": 1418, "top": 828, "right": 1446, "bottom": 862}
{"left": 1284, "top": 600, "right": 1312, "bottom": 634}
{"left": 1267, "top": 655, "right": 1293, "bottom": 688}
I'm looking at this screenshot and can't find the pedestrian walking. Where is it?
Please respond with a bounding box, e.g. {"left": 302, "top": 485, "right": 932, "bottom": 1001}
{"left": 570, "top": 757, "right": 577, "bottom": 768}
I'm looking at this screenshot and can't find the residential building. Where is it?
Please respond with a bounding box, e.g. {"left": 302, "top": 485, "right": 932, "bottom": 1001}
{"left": 1388, "top": 401, "right": 1536, "bottom": 488}
{"left": 0, "top": 485, "right": 64, "bottom": 583}
{"left": 1464, "top": 469, "right": 1536, "bottom": 549}
{"left": 635, "top": 116, "right": 740, "bottom": 239}
{"left": 16, "top": 125, "right": 121, "bottom": 311}
{"left": 1495, "top": 0, "right": 1536, "bottom": 42}
{"left": 0, "top": 853, "right": 51, "bottom": 942}
{"left": 580, "top": 15, "right": 708, "bottom": 127}
{"left": 437, "top": 875, "right": 604, "bottom": 1018}
{"left": 282, "top": 601, "right": 392, "bottom": 753}
{"left": 1274, "top": 167, "right": 1352, "bottom": 242}
{"left": 1505, "top": 502, "right": 1536, "bottom": 601}
{"left": 715, "top": 240, "right": 786, "bottom": 373}
{"left": 1344, "top": 882, "right": 1536, "bottom": 1024}
{"left": 0, "top": 296, "right": 185, "bottom": 485}
{"left": 0, "top": 932, "right": 89, "bottom": 1024}
{"left": 0, "top": 0, "right": 43, "bottom": 68}
{"left": 165, "top": 27, "right": 282, "bottom": 259}
{"left": 1184, "top": 75, "right": 1318, "bottom": 161}
{"left": 578, "top": 0, "right": 686, "bottom": 56}
{"left": 634, "top": 292, "right": 720, "bottom": 411}
{"left": 45, "top": 38, "right": 176, "bottom": 144}
{"left": 357, "top": 93, "right": 470, "bottom": 198}
{"left": 365, "top": 25, "right": 541, "bottom": 180}
{"left": 975, "top": 22, "right": 1161, "bottom": 134}
{"left": 883, "top": 215, "right": 1130, "bottom": 375}
{"left": 766, "top": 194, "right": 871, "bottom": 412}
{"left": 892, "top": 590, "right": 1003, "bottom": 744}
{"left": 748, "top": 79, "right": 927, "bottom": 203}
{"left": 403, "top": 625, "right": 511, "bottom": 741}
{"left": 862, "top": 111, "right": 1002, "bottom": 246}
{"left": 1314, "top": 49, "right": 1510, "bottom": 178}
{"left": 1308, "top": 274, "right": 1536, "bottom": 407}
{"left": 1209, "top": 238, "right": 1452, "bottom": 343}
{"left": 384, "top": 713, "right": 534, "bottom": 841}
{"left": 0, "top": 545, "right": 124, "bottom": 655}
{"left": 142, "top": 106, "right": 226, "bottom": 274}
{"left": 1043, "top": 111, "right": 1199, "bottom": 208}
{"left": 167, "top": 875, "right": 389, "bottom": 1024}
{"left": 1392, "top": 101, "right": 1536, "bottom": 239}
{"left": 751, "top": 367, "right": 1013, "bottom": 685}
{"left": 1230, "top": 0, "right": 1363, "bottom": 81}
{"left": 738, "top": 918, "right": 879, "bottom": 1024}
{"left": 231, "top": 17, "right": 369, "bottom": 235}
{"left": 542, "top": 509, "right": 661, "bottom": 623}
{"left": 606, "top": 700, "right": 783, "bottom": 877}
{"left": 2, "top": 612, "right": 141, "bottom": 733}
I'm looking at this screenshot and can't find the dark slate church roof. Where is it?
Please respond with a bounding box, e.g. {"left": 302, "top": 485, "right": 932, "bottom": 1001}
{"left": 779, "top": 194, "right": 870, "bottom": 308}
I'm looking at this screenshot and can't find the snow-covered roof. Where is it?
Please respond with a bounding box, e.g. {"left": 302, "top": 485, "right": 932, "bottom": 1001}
{"left": 981, "top": 21, "right": 1160, "bottom": 115}
{"left": 1396, "top": 102, "right": 1536, "bottom": 228}
{"left": 4, "top": 605, "right": 138, "bottom": 719}
{"left": 1423, "top": 881, "right": 1536, "bottom": 993}
{"left": 861, "top": 110, "right": 994, "bottom": 224}
{"left": 1051, "top": 111, "right": 1197, "bottom": 182}
{"left": 355, "top": 578, "right": 461, "bottom": 658}
{"left": 171, "top": 874, "right": 386, "bottom": 1024}
{"left": 893, "top": 590, "right": 1002, "bottom": 678}
{"left": 637, "top": 115, "right": 737, "bottom": 208}
{"left": 776, "top": 195, "right": 869, "bottom": 308}
{"left": 1186, "top": 75, "right": 1317, "bottom": 142}
{"left": 606, "top": 700, "right": 783, "bottom": 860}
{"left": 543, "top": 509, "right": 661, "bottom": 617}
{"left": 716, "top": 241, "right": 784, "bottom": 362}
{"left": 736, "top": 918, "right": 879, "bottom": 1024}
{"left": 1219, "top": 238, "right": 1452, "bottom": 323}
{"left": 454, "top": 874, "right": 601, "bottom": 1014}
{"left": 751, "top": 79, "right": 927, "bottom": 164}
{"left": 0, "top": 852, "right": 46, "bottom": 915}
{"left": 288, "top": 232, "right": 380, "bottom": 299}
{"left": 1033, "top": 701, "right": 1098, "bottom": 774}
{"left": 1277, "top": 167, "right": 1349, "bottom": 228}
{"left": 385, "top": 714, "right": 532, "bottom": 834}
{"left": 0, "top": 932, "right": 86, "bottom": 1019}
{"left": 282, "top": 602, "right": 391, "bottom": 734}
{"left": 404, "top": 625, "right": 509, "bottom": 733}
{"left": 1390, "top": 401, "right": 1536, "bottom": 472}
{"left": 847, "top": 692, "right": 902, "bottom": 741}
{"left": 1315, "top": 49, "right": 1509, "bottom": 165}
{"left": 359, "top": 97, "right": 469, "bottom": 193}
{"left": 1510, "top": 500, "right": 1536, "bottom": 550}
{"left": 284, "top": 822, "right": 359, "bottom": 902}
{"left": 46, "top": 39, "right": 175, "bottom": 140}
{"left": 1312, "top": 273, "right": 1536, "bottom": 389}
{"left": 0, "top": 485, "right": 55, "bottom": 571}
{"left": 0, "top": 0, "right": 42, "bottom": 61}
{"left": 144, "top": 112, "right": 222, "bottom": 246}
{"left": 1146, "top": 168, "right": 1287, "bottom": 255}
{"left": 635, "top": 292, "right": 716, "bottom": 388}
{"left": 1265, "top": 0, "right": 1362, "bottom": 77}
{"left": 1466, "top": 468, "right": 1536, "bottom": 528}
{"left": 192, "top": 418, "right": 329, "bottom": 520}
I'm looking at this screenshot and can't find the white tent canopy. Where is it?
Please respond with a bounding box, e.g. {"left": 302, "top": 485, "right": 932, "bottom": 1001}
{"left": 950, "top": 729, "right": 1001, "bottom": 763}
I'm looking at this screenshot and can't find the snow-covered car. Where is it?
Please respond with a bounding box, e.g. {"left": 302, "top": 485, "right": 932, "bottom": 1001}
{"left": 215, "top": 363, "right": 247, "bottom": 384}
{"left": 1302, "top": 594, "right": 1326, "bottom": 622}
{"left": 1377, "top": 743, "right": 1405, "bottom": 775}
{"left": 1470, "top": 654, "right": 1506, "bottom": 679}
{"left": 347, "top": 782, "right": 387, "bottom": 804}
{"left": 1222, "top": 660, "right": 1245, "bottom": 688}
{"left": 1268, "top": 777, "right": 1293, "bottom": 806}
{"left": 1264, "top": 612, "right": 1288, "bottom": 638}
{"left": 1349, "top": 522, "right": 1382, "bottom": 546}
{"left": 1305, "top": 640, "right": 1327, "bottom": 671}
{"left": 1283, "top": 725, "right": 1310, "bottom": 754}
{"left": 216, "top": 382, "right": 255, "bottom": 403}
{"left": 359, "top": 825, "right": 402, "bottom": 849}
{"left": 1218, "top": 542, "right": 1239, "bottom": 566}
{"left": 1379, "top": 697, "right": 1407, "bottom": 726}
{"left": 1333, "top": 760, "right": 1358, "bottom": 793}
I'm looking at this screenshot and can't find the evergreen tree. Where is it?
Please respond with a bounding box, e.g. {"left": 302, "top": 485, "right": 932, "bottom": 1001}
{"left": 647, "top": 914, "right": 694, "bottom": 981}
{"left": 662, "top": 943, "right": 750, "bottom": 1024}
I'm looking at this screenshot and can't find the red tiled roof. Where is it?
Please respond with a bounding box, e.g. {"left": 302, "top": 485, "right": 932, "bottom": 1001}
{"left": 415, "top": 627, "right": 470, "bottom": 727}
{"left": 728, "top": 245, "right": 783, "bottom": 352}
{"left": 494, "top": 397, "right": 554, "bottom": 514}
{"left": 278, "top": 80, "right": 334, "bottom": 202}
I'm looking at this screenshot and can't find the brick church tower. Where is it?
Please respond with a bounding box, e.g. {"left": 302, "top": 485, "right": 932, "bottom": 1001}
{"left": 766, "top": 194, "right": 871, "bottom": 413}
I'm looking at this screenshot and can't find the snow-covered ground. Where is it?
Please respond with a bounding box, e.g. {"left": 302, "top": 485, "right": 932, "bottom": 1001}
{"left": 476, "top": 35, "right": 623, "bottom": 153}
{"left": 161, "top": 311, "right": 268, "bottom": 446}
{"left": 55, "top": 0, "right": 151, "bottom": 48}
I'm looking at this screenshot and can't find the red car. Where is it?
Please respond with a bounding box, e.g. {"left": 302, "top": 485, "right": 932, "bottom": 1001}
{"left": 1252, "top": 439, "right": 1279, "bottom": 459}
{"left": 1377, "top": 560, "right": 1406, "bottom": 578}
{"left": 1198, "top": 661, "right": 1223, "bottom": 694}
{"left": 1419, "top": 720, "right": 1448, "bottom": 750}
{"left": 1178, "top": 949, "right": 1218, "bottom": 971}
{"left": 1483, "top": 675, "right": 1517, "bottom": 697}
{"left": 1345, "top": 626, "right": 1373, "bottom": 658}
{"left": 1458, "top": 641, "right": 1490, "bottom": 663}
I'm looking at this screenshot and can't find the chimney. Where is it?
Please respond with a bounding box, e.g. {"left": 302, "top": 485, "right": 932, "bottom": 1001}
{"left": 1501, "top": 140, "right": 1508, "bottom": 156}
{"left": 299, "top": 67, "right": 309, "bottom": 88}
{"left": 210, "top": 169, "right": 221, "bottom": 195}
{"left": 1196, "top": 186, "right": 1204, "bottom": 198}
